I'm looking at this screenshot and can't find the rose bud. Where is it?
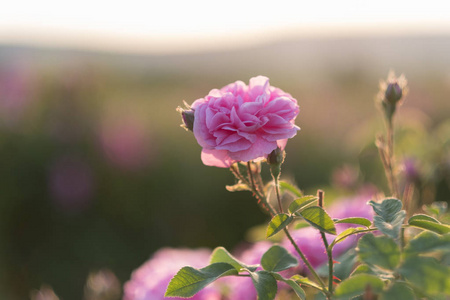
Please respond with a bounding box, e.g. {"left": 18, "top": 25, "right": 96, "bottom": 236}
{"left": 385, "top": 82, "right": 403, "bottom": 104}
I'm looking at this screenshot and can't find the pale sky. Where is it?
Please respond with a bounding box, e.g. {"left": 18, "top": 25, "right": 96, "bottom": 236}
{"left": 1, "top": 0, "right": 450, "bottom": 54}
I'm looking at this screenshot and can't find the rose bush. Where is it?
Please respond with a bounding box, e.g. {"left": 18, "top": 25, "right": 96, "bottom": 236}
{"left": 189, "top": 76, "right": 300, "bottom": 167}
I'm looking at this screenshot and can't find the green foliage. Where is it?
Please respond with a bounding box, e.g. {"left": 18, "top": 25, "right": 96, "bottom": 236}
{"left": 398, "top": 256, "right": 450, "bottom": 296}
{"left": 298, "top": 206, "right": 336, "bottom": 235}
{"left": 210, "top": 247, "right": 258, "bottom": 272}
{"left": 405, "top": 231, "right": 450, "bottom": 255}
{"left": 271, "top": 273, "right": 306, "bottom": 300}
{"left": 357, "top": 234, "right": 400, "bottom": 271}
{"left": 165, "top": 263, "right": 237, "bottom": 298}
{"left": 408, "top": 215, "right": 450, "bottom": 234}
{"left": 288, "top": 196, "right": 318, "bottom": 214}
{"left": 329, "top": 227, "right": 368, "bottom": 249}
{"left": 333, "top": 274, "right": 384, "bottom": 299}
{"left": 334, "top": 217, "right": 371, "bottom": 228}
{"left": 279, "top": 181, "right": 303, "bottom": 197}
{"left": 369, "top": 198, "right": 405, "bottom": 239}
{"left": 368, "top": 198, "right": 402, "bottom": 222}
{"left": 261, "top": 245, "right": 298, "bottom": 272}
{"left": 246, "top": 270, "right": 278, "bottom": 300}
{"left": 380, "top": 282, "right": 416, "bottom": 300}
{"left": 266, "top": 213, "right": 293, "bottom": 238}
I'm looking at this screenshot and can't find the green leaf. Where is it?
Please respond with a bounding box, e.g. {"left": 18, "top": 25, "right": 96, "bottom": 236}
{"left": 330, "top": 227, "right": 367, "bottom": 249}
{"left": 356, "top": 234, "right": 400, "bottom": 271}
{"left": 398, "top": 256, "right": 450, "bottom": 295}
{"left": 333, "top": 274, "right": 384, "bottom": 299}
{"left": 293, "top": 221, "right": 310, "bottom": 230}
{"left": 246, "top": 270, "right": 278, "bottom": 300}
{"left": 271, "top": 273, "right": 306, "bottom": 300}
{"left": 373, "top": 210, "right": 406, "bottom": 239}
{"left": 299, "top": 206, "right": 336, "bottom": 235}
{"left": 210, "top": 247, "right": 258, "bottom": 272}
{"left": 288, "top": 196, "right": 318, "bottom": 214}
{"left": 266, "top": 214, "right": 293, "bottom": 238}
{"left": 408, "top": 219, "right": 450, "bottom": 235}
{"left": 405, "top": 231, "right": 450, "bottom": 255}
{"left": 380, "top": 282, "right": 416, "bottom": 300}
{"left": 351, "top": 264, "right": 375, "bottom": 276}
{"left": 408, "top": 214, "right": 440, "bottom": 224}
{"left": 261, "top": 245, "right": 298, "bottom": 272}
{"left": 290, "top": 274, "right": 322, "bottom": 291}
{"left": 335, "top": 217, "right": 372, "bottom": 228}
{"left": 165, "top": 263, "right": 237, "bottom": 297}
{"left": 279, "top": 181, "right": 303, "bottom": 197}
{"left": 369, "top": 198, "right": 402, "bottom": 222}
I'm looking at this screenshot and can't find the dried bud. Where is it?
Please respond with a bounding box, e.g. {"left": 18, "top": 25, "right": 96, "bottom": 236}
{"left": 177, "top": 101, "right": 195, "bottom": 132}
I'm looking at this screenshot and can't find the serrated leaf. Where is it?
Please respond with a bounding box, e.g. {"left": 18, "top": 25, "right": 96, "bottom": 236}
{"left": 405, "top": 231, "right": 450, "bottom": 255}
{"left": 357, "top": 234, "right": 400, "bottom": 271}
{"left": 369, "top": 198, "right": 402, "bottom": 222}
{"left": 330, "top": 227, "right": 367, "bottom": 249}
{"left": 290, "top": 274, "right": 322, "bottom": 290}
{"left": 398, "top": 256, "right": 450, "bottom": 295}
{"left": 165, "top": 263, "right": 237, "bottom": 297}
{"left": 266, "top": 214, "right": 293, "bottom": 238}
{"left": 408, "top": 219, "right": 450, "bottom": 234}
{"left": 408, "top": 214, "right": 440, "bottom": 224}
{"left": 271, "top": 273, "right": 306, "bottom": 300}
{"left": 210, "top": 247, "right": 258, "bottom": 272}
{"left": 279, "top": 181, "right": 303, "bottom": 197}
{"left": 373, "top": 210, "right": 406, "bottom": 239}
{"left": 380, "top": 282, "right": 416, "bottom": 300}
{"left": 351, "top": 264, "right": 375, "bottom": 276}
{"left": 246, "top": 270, "right": 278, "bottom": 300}
{"left": 299, "top": 206, "right": 336, "bottom": 235}
{"left": 334, "top": 274, "right": 384, "bottom": 299}
{"left": 288, "top": 196, "right": 318, "bottom": 214}
{"left": 261, "top": 245, "right": 298, "bottom": 272}
{"left": 335, "top": 217, "right": 372, "bottom": 228}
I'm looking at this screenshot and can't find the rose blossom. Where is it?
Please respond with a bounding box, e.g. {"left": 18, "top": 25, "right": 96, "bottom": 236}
{"left": 190, "top": 76, "right": 300, "bottom": 168}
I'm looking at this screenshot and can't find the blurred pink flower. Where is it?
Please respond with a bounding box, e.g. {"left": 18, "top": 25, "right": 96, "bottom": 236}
{"left": 0, "top": 63, "right": 35, "bottom": 127}
{"left": 191, "top": 76, "right": 300, "bottom": 168}
{"left": 123, "top": 248, "right": 221, "bottom": 300}
{"left": 48, "top": 155, "right": 94, "bottom": 213}
{"left": 283, "top": 190, "right": 374, "bottom": 272}
{"left": 99, "top": 117, "right": 152, "bottom": 171}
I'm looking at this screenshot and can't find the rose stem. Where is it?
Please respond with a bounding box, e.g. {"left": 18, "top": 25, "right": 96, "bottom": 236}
{"left": 317, "top": 190, "right": 334, "bottom": 294}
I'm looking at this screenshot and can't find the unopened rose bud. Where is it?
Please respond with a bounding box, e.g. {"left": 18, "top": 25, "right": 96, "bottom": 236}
{"left": 267, "top": 147, "right": 285, "bottom": 166}
{"left": 267, "top": 147, "right": 285, "bottom": 179}
{"left": 385, "top": 82, "right": 403, "bottom": 104}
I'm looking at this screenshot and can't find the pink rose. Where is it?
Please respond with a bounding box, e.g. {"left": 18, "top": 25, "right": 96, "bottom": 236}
{"left": 190, "top": 76, "right": 300, "bottom": 168}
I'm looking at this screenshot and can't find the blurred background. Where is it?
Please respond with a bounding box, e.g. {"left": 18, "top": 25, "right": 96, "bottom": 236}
{"left": 1, "top": 1, "right": 450, "bottom": 299}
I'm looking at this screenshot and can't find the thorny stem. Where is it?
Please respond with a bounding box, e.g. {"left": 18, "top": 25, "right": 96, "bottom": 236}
{"left": 231, "top": 162, "right": 330, "bottom": 297}
{"left": 274, "top": 176, "right": 283, "bottom": 213}
{"left": 317, "top": 190, "right": 334, "bottom": 294}
{"left": 272, "top": 176, "right": 330, "bottom": 297}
